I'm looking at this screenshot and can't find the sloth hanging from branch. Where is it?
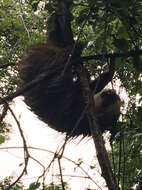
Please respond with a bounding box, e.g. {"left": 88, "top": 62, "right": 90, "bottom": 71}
{"left": 19, "top": 0, "right": 120, "bottom": 138}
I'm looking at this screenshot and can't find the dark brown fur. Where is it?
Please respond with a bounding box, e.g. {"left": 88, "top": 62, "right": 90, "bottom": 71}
{"left": 20, "top": 42, "right": 92, "bottom": 136}
{"left": 19, "top": 13, "right": 120, "bottom": 137}
{"left": 19, "top": 42, "right": 120, "bottom": 137}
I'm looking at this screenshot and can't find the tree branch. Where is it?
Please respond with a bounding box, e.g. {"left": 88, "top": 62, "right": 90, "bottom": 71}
{"left": 0, "top": 71, "right": 50, "bottom": 105}
{"left": 77, "top": 64, "right": 120, "bottom": 190}
{"left": 3, "top": 102, "right": 29, "bottom": 190}
{"left": 0, "top": 62, "right": 16, "bottom": 69}
{"left": 80, "top": 49, "right": 142, "bottom": 62}
{"left": 0, "top": 49, "right": 142, "bottom": 106}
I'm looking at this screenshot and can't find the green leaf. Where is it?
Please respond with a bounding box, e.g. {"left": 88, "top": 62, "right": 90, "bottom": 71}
{"left": 115, "top": 57, "right": 125, "bottom": 69}
{"left": 113, "top": 38, "right": 129, "bottom": 51}
{"left": 28, "top": 182, "right": 40, "bottom": 190}
{"left": 135, "top": 107, "right": 142, "bottom": 125}
{"left": 0, "top": 135, "right": 5, "bottom": 144}
{"left": 117, "top": 26, "right": 129, "bottom": 38}
{"left": 45, "top": 3, "right": 55, "bottom": 13}
{"left": 133, "top": 55, "right": 142, "bottom": 72}
{"left": 2, "top": 0, "right": 13, "bottom": 7}
{"left": 29, "top": 0, "right": 40, "bottom": 11}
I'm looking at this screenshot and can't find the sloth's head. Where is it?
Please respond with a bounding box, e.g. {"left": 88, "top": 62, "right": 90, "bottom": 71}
{"left": 94, "top": 89, "right": 121, "bottom": 131}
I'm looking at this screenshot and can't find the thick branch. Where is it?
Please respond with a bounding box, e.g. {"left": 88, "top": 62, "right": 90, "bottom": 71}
{"left": 78, "top": 64, "right": 120, "bottom": 190}
{"left": 80, "top": 49, "right": 142, "bottom": 62}
{"left": 0, "top": 72, "right": 49, "bottom": 105}
{"left": 0, "top": 62, "right": 16, "bottom": 69}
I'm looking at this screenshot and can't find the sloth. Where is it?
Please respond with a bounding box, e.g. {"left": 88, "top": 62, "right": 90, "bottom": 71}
{"left": 19, "top": 12, "right": 120, "bottom": 137}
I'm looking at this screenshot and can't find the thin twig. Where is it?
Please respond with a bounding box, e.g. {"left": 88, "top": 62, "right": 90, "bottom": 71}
{"left": 18, "top": 0, "right": 30, "bottom": 39}
{"left": 0, "top": 103, "right": 8, "bottom": 122}
{"left": 0, "top": 145, "right": 103, "bottom": 189}
{"left": 2, "top": 101, "right": 29, "bottom": 190}
{"left": 58, "top": 158, "right": 65, "bottom": 190}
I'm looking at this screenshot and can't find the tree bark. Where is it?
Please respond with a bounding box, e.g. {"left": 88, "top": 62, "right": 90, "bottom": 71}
{"left": 78, "top": 64, "right": 120, "bottom": 190}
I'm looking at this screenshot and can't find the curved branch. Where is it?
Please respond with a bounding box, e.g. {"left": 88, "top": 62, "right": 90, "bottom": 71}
{"left": 3, "top": 102, "right": 29, "bottom": 190}
{"left": 80, "top": 49, "right": 142, "bottom": 62}
{"left": 0, "top": 71, "right": 50, "bottom": 105}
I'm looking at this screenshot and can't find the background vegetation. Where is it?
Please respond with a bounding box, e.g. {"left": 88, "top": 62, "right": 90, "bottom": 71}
{"left": 0, "top": 0, "right": 142, "bottom": 189}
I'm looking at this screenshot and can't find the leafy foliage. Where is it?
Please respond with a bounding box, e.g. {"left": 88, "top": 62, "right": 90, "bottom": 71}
{"left": 43, "top": 182, "right": 71, "bottom": 190}
{"left": 0, "top": 0, "right": 142, "bottom": 189}
{"left": 0, "top": 178, "right": 70, "bottom": 190}
{"left": 0, "top": 177, "right": 24, "bottom": 190}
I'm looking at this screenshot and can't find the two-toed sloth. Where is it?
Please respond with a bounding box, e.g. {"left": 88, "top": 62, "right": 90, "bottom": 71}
{"left": 19, "top": 12, "right": 120, "bottom": 137}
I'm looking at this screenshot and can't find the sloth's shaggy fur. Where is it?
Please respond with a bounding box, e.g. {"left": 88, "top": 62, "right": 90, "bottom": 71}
{"left": 19, "top": 12, "right": 120, "bottom": 137}
{"left": 19, "top": 41, "right": 120, "bottom": 137}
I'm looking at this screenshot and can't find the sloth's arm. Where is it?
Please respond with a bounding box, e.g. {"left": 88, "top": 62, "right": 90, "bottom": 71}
{"left": 90, "top": 60, "right": 115, "bottom": 93}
